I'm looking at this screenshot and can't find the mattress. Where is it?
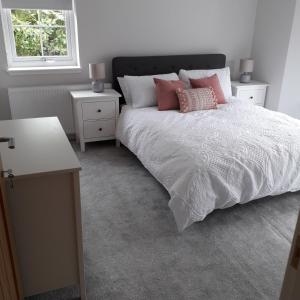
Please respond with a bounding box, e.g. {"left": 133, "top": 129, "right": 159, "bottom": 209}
{"left": 116, "top": 98, "right": 300, "bottom": 231}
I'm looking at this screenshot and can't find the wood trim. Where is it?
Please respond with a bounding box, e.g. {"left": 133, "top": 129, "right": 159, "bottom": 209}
{"left": 0, "top": 175, "right": 23, "bottom": 299}
{"left": 72, "top": 171, "right": 86, "bottom": 300}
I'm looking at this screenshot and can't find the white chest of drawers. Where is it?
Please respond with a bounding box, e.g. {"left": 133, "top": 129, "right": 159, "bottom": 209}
{"left": 71, "top": 90, "right": 121, "bottom": 152}
{"left": 0, "top": 117, "right": 86, "bottom": 299}
{"left": 231, "top": 81, "right": 269, "bottom": 107}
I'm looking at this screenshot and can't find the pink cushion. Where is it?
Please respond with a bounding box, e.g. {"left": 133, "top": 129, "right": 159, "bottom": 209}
{"left": 189, "top": 74, "right": 226, "bottom": 104}
{"left": 176, "top": 87, "right": 218, "bottom": 113}
{"left": 154, "top": 78, "right": 185, "bottom": 110}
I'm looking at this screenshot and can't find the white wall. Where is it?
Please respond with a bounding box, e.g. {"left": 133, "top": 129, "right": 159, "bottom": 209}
{"left": 251, "top": 0, "right": 297, "bottom": 111}
{"left": 278, "top": 0, "right": 300, "bottom": 118}
{"left": 0, "top": 0, "right": 258, "bottom": 120}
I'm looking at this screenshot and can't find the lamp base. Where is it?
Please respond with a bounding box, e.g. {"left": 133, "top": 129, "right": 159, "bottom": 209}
{"left": 240, "top": 73, "right": 252, "bottom": 84}
{"left": 92, "top": 80, "right": 104, "bottom": 93}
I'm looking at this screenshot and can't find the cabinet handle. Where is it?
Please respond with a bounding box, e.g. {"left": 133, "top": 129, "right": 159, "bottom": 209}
{"left": 1, "top": 169, "right": 14, "bottom": 189}
{"left": 250, "top": 96, "right": 254, "bottom": 99}
{"left": 97, "top": 109, "right": 102, "bottom": 113}
{"left": 99, "top": 128, "right": 102, "bottom": 131}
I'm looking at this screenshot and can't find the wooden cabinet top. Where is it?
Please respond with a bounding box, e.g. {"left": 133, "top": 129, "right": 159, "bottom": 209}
{"left": 0, "top": 117, "right": 80, "bottom": 178}
{"left": 231, "top": 81, "right": 269, "bottom": 89}
{"left": 70, "top": 89, "right": 121, "bottom": 101}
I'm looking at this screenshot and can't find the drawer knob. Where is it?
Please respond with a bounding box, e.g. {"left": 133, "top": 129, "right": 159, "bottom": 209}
{"left": 97, "top": 109, "right": 102, "bottom": 113}
{"left": 250, "top": 96, "right": 254, "bottom": 99}
{"left": 99, "top": 128, "right": 102, "bottom": 131}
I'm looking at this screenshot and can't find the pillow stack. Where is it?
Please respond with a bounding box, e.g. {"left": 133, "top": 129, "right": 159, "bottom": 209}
{"left": 117, "top": 66, "right": 232, "bottom": 113}
{"left": 178, "top": 67, "right": 232, "bottom": 99}
{"left": 118, "top": 73, "right": 179, "bottom": 108}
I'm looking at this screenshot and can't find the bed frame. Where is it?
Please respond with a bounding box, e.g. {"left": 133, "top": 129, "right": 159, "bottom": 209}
{"left": 112, "top": 54, "right": 226, "bottom": 104}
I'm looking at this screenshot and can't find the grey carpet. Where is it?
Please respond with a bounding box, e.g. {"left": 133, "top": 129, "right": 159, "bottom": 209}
{"left": 28, "top": 141, "right": 300, "bottom": 300}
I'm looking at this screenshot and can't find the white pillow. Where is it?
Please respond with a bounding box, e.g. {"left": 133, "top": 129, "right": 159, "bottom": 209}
{"left": 124, "top": 73, "right": 179, "bottom": 108}
{"left": 117, "top": 77, "right": 132, "bottom": 105}
{"left": 179, "top": 67, "right": 232, "bottom": 99}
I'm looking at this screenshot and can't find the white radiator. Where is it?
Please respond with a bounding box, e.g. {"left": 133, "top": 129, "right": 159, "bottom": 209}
{"left": 9, "top": 84, "right": 90, "bottom": 134}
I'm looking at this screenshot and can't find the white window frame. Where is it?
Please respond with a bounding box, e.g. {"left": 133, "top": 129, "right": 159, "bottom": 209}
{"left": 0, "top": 8, "right": 80, "bottom": 71}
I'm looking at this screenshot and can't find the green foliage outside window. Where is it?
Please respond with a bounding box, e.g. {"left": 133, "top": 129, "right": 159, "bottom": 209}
{"left": 11, "top": 9, "right": 68, "bottom": 57}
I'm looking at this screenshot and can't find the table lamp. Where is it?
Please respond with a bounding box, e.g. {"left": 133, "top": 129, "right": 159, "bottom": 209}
{"left": 89, "top": 63, "right": 105, "bottom": 93}
{"left": 240, "top": 59, "right": 254, "bottom": 83}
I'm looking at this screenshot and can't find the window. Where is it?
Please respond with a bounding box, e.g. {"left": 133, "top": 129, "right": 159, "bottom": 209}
{"left": 0, "top": 0, "right": 80, "bottom": 71}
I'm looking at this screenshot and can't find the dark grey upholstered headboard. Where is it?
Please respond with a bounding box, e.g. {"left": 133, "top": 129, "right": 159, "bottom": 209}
{"left": 112, "top": 54, "right": 226, "bottom": 104}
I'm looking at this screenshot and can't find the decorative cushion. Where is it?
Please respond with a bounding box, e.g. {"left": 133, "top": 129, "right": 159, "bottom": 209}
{"left": 178, "top": 67, "right": 232, "bottom": 99}
{"left": 124, "top": 73, "right": 179, "bottom": 108}
{"left": 189, "top": 74, "right": 226, "bottom": 104}
{"left": 154, "top": 78, "right": 185, "bottom": 111}
{"left": 176, "top": 87, "right": 218, "bottom": 113}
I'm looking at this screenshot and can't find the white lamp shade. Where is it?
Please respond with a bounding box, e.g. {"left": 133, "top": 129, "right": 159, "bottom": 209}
{"left": 240, "top": 59, "right": 254, "bottom": 73}
{"left": 89, "top": 63, "right": 106, "bottom": 80}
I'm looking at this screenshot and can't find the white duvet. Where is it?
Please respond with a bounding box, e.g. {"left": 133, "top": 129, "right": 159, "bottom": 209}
{"left": 116, "top": 99, "right": 300, "bottom": 231}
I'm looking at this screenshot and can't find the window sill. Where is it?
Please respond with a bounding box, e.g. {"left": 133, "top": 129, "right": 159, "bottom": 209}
{"left": 7, "top": 66, "right": 82, "bottom": 75}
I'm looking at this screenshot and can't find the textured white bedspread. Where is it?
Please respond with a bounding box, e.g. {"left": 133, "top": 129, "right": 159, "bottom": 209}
{"left": 116, "top": 99, "right": 300, "bottom": 231}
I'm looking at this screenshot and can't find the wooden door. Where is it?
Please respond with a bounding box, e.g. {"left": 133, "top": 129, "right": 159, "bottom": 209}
{"left": 0, "top": 157, "right": 22, "bottom": 299}
{"left": 280, "top": 211, "right": 300, "bottom": 300}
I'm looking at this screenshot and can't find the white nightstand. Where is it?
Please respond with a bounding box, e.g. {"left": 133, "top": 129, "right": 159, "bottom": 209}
{"left": 71, "top": 89, "right": 121, "bottom": 152}
{"left": 231, "top": 81, "right": 269, "bottom": 107}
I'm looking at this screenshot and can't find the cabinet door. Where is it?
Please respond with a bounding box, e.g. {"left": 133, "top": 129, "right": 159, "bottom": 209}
{"left": 280, "top": 211, "right": 300, "bottom": 300}
{"left": 82, "top": 101, "right": 116, "bottom": 120}
{"left": 0, "top": 156, "right": 22, "bottom": 299}
{"left": 83, "top": 119, "right": 116, "bottom": 139}
{"left": 238, "top": 89, "right": 266, "bottom": 106}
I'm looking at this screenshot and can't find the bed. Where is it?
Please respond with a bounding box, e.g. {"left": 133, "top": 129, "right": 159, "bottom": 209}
{"left": 113, "top": 54, "right": 300, "bottom": 231}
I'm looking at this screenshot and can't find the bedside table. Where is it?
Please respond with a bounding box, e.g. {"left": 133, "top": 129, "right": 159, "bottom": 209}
{"left": 71, "top": 89, "right": 121, "bottom": 152}
{"left": 231, "top": 81, "right": 269, "bottom": 106}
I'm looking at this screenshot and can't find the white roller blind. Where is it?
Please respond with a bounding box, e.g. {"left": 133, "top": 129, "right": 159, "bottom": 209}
{"left": 1, "top": 0, "right": 73, "bottom": 10}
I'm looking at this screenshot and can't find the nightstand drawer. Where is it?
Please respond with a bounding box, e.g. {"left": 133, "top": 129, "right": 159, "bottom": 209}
{"left": 238, "top": 89, "right": 266, "bottom": 106}
{"left": 83, "top": 120, "right": 115, "bottom": 139}
{"left": 82, "top": 101, "right": 116, "bottom": 120}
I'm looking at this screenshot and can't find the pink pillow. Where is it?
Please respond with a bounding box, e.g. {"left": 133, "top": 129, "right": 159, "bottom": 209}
{"left": 189, "top": 74, "right": 226, "bottom": 104}
{"left": 154, "top": 78, "right": 185, "bottom": 110}
{"left": 176, "top": 87, "right": 218, "bottom": 113}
